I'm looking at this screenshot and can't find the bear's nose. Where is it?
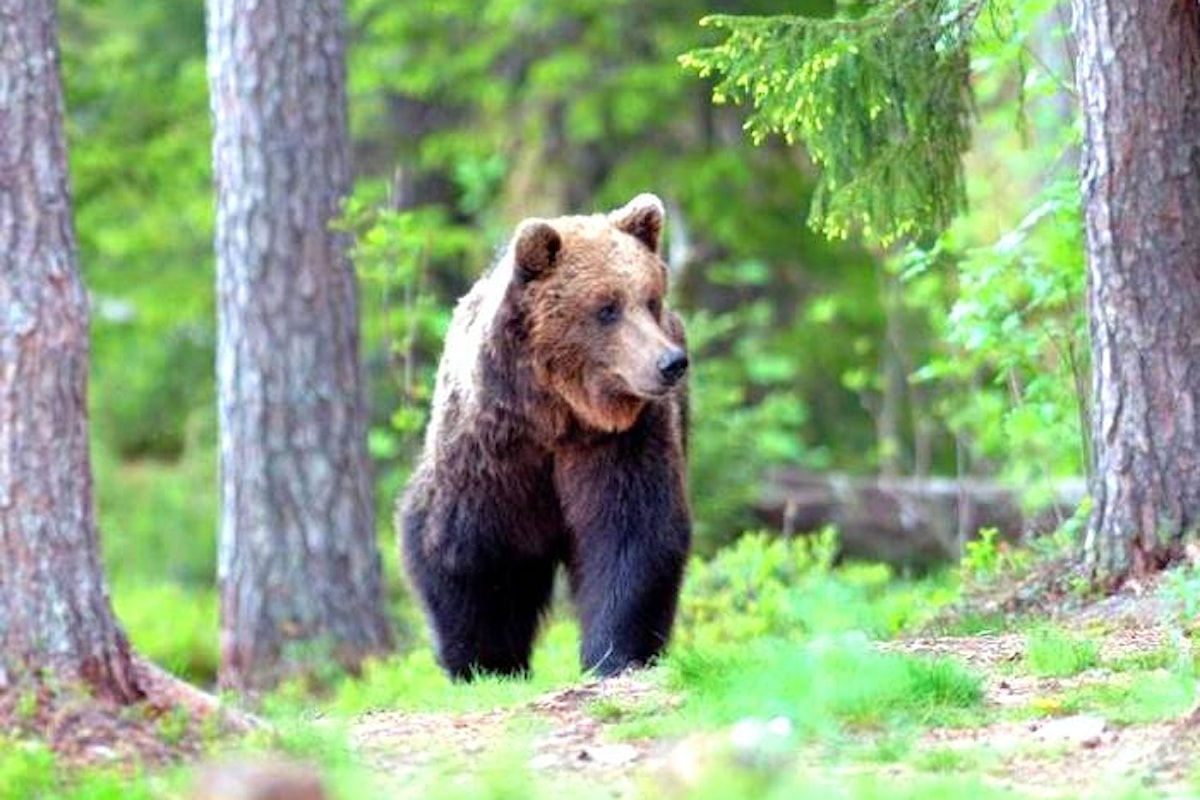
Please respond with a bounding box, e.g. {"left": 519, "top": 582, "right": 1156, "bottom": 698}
{"left": 657, "top": 348, "right": 689, "bottom": 385}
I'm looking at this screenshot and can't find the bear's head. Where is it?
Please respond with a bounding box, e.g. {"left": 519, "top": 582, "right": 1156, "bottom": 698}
{"left": 511, "top": 193, "right": 687, "bottom": 434}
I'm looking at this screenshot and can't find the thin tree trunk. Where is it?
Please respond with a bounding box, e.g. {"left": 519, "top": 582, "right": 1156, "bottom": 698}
{"left": 207, "top": 0, "right": 392, "bottom": 689}
{"left": 878, "top": 264, "right": 906, "bottom": 478}
{"left": 0, "top": 0, "right": 140, "bottom": 703}
{"left": 1074, "top": 0, "right": 1200, "bottom": 582}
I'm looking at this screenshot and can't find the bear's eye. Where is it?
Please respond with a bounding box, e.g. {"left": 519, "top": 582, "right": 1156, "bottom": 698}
{"left": 596, "top": 302, "right": 621, "bottom": 326}
{"left": 647, "top": 298, "right": 662, "bottom": 317}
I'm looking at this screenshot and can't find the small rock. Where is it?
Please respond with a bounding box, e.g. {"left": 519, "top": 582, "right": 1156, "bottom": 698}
{"left": 585, "top": 743, "right": 639, "bottom": 766}
{"left": 1034, "top": 714, "right": 1108, "bottom": 747}
{"left": 87, "top": 745, "right": 118, "bottom": 761}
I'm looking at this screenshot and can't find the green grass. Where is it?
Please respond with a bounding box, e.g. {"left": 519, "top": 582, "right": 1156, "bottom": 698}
{"left": 645, "top": 768, "right": 1032, "bottom": 800}
{"left": 1044, "top": 669, "right": 1195, "bottom": 725}
{"left": 1106, "top": 643, "right": 1181, "bottom": 673}
{"left": 587, "top": 697, "right": 631, "bottom": 722}
{"left": 911, "top": 746, "right": 989, "bottom": 774}
{"left": 1024, "top": 626, "right": 1101, "bottom": 678}
{"left": 53, "top": 531, "right": 1192, "bottom": 800}
{"left": 319, "top": 617, "right": 583, "bottom": 716}
{"left": 0, "top": 739, "right": 175, "bottom": 800}
{"left": 926, "top": 610, "right": 1012, "bottom": 637}
{"left": 613, "top": 634, "right": 984, "bottom": 743}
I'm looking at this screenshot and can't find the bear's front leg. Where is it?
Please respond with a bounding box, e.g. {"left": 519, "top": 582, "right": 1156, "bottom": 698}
{"left": 400, "top": 485, "right": 559, "bottom": 681}
{"left": 555, "top": 410, "right": 691, "bottom": 677}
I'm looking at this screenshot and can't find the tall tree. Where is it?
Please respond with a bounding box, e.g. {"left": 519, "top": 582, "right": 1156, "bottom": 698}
{"left": 0, "top": 0, "right": 141, "bottom": 703}
{"left": 206, "top": 0, "right": 392, "bottom": 689}
{"left": 1074, "top": 0, "right": 1200, "bottom": 582}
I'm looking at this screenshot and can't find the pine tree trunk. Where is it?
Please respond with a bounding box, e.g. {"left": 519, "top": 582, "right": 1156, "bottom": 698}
{"left": 0, "top": 0, "right": 140, "bottom": 703}
{"left": 1074, "top": 0, "right": 1200, "bottom": 582}
{"left": 207, "top": 0, "right": 392, "bottom": 690}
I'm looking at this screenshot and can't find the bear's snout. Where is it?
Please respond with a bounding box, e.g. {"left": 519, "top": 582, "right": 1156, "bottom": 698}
{"left": 657, "top": 348, "right": 688, "bottom": 386}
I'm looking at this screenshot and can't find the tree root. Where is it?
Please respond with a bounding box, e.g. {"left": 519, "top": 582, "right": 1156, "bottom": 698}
{"left": 132, "top": 657, "right": 264, "bottom": 735}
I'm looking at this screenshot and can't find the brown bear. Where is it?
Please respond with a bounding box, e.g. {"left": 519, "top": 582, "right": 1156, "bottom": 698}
{"left": 397, "top": 193, "right": 691, "bottom": 680}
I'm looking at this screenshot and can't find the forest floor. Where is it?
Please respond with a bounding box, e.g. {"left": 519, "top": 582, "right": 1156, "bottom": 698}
{"left": 340, "top": 584, "right": 1200, "bottom": 800}
{"left": 6, "top": 552, "right": 1200, "bottom": 800}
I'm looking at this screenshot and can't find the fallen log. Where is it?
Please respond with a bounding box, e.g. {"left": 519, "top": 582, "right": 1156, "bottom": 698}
{"left": 755, "top": 469, "right": 1088, "bottom": 568}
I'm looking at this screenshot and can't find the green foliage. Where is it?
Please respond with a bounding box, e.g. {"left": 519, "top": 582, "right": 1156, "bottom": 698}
{"left": 1045, "top": 670, "right": 1195, "bottom": 725}
{"left": 912, "top": 747, "right": 989, "bottom": 775}
{"left": 350, "top": 0, "right": 883, "bottom": 494}
{"left": 1160, "top": 562, "right": 1200, "bottom": 631}
{"left": 112, "top": 582, "right": 219, "bottom": 685}
{"left": 92, "top": 325, "right": 213, "bottom": 460}
{"left": 686, "top": 309, "right": 813, "bottom": 550}
{"left": 338, "top": 185, "right": 475, "bottom": 506}
{"left": 93, "top": 436, "right": 217, "bottom": 587}
{"left": 678, "top": 529, "right": 836, "bottom": 644}
{"left": 0, "top": 742, "right": 54, "bottom": 800}
{"left": 959, "top": 527, "right": 1038, "bottom": 584}
{"left": 0, "top": 740, "right": 162, "bottom": 800}
{"left": 1106, "top": 643, "right": 1181, "bottom": 674}
{"left": 66, "top": 0, "right": 897, "bottom": 630}
{"left": 660, "top": 635, "right": 983, "bottom": 737}
{"left": 321, "top": 618, "right": 582, "bottom": 716}
{"left": 959, "top": 502, "right": 1088, "bottom": 592}
{"left": 62, "top": 0, "right": 216, "bottom": 462}
{"left": 682, "top": 1, "right": 980, "bottom": 246}
{"left": 914, "top": 175, "right": 1087, "bottom": 492}
{"left": 960, "top": 527, "right": 1003, "bottom": 580}
{"left": 906, "top": 0, "right": 1087, "bottom": 491}
{"left": 1023, "top": 627, "right": 1100, "bottom": 678}
{"left": 678, "top": 530, "right": 958, "bottom": 647}
{"left": 655, "top": 770, "right": 1027, "bottom": 800}
{"left": 683, "top": 0, "right": 1088, "bottom": 497}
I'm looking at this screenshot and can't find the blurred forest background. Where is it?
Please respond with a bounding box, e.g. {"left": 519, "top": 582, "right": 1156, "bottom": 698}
{"left": 64, "top": 0, "right": 1080, "bottom": 685}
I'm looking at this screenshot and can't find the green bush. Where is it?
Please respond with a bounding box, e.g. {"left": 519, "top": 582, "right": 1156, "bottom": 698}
{"left": 686, "top": 307, "right": 813, "bottom": 552}
{"left": 94, "top": 432, "right": 218, "bottom": 587}
{"left": 678, "top": 529, "right": 837, "bottom": 645}
{"left": 677, "top": 529, "right": 957, "bottom": 647}
{"left": 92, "top": 324, "right": 213, "bottom": 461}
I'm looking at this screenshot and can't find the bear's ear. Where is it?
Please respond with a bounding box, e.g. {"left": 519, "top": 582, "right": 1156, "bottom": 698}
{"left": 513, "top": 219, "right": 562, "bottom": 283}
{"left": 609, "top": 193, "right": 665, "bottom": 253}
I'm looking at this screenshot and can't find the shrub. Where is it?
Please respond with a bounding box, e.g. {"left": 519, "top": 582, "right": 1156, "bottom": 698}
{"left": 92, "top": 324, "right": 213, "bottom": 461}
{"left": 677, "top": 529, "right": 838, "bottom": 646}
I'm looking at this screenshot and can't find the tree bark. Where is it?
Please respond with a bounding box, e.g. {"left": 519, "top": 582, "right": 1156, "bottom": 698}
{"left": 0, "top": 0, "right": 140, "bottom": 703}
{"left": 1073, "top": 0, "right": 1200, "bottom": 582}
{"left": 207, "top": 0, "right": 392, "bottom": 689}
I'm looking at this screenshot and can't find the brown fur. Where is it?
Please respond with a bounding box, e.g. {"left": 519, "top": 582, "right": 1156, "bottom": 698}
{"left": 398, "top": 193, "right": 691, "bottom": 679}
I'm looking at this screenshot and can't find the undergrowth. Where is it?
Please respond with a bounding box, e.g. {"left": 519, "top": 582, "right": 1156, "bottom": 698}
{"left": 25, "top": 529, "right": 1200, "bottom": 799}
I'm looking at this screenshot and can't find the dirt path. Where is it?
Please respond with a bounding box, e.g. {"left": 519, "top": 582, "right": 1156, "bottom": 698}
{"left": 884, "top": 599, "right": 1197, "bottom": 798}
{"left": 350, "top": 675, "right": 676, "bottom": 794}
{"left": 348, "top": 606, "right": 1198, "bottom": 798}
